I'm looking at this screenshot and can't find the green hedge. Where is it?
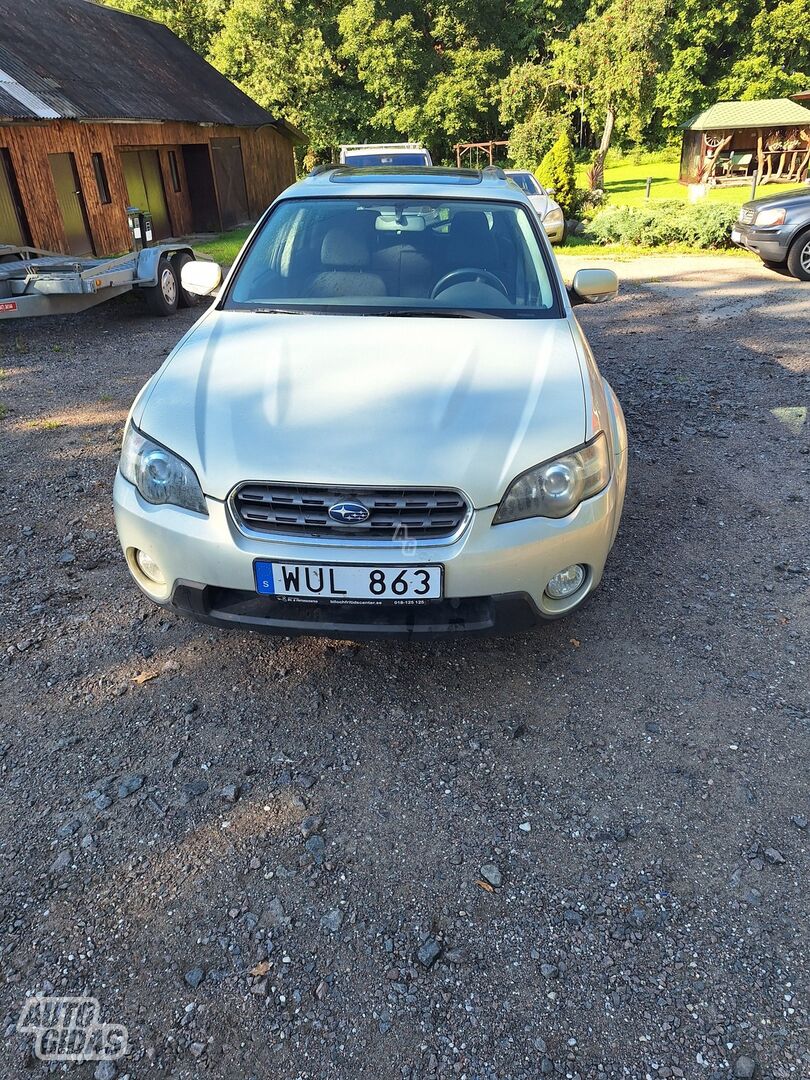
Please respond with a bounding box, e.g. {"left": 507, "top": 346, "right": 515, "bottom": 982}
{"left": 585, "top": 201, "right": 739, "bottom": 248}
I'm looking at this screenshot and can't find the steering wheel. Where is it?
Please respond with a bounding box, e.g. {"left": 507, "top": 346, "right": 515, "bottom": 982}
{"left": 431, "top": 267, "right": 508, "bottom": 300}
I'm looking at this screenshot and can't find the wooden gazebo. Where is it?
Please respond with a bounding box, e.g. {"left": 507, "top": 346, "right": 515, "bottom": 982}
{"left": 680, "top": 98, "right": 810, "bottom": 186}
{"left": 454, "top": 141, "right": 508, "bottom": 168}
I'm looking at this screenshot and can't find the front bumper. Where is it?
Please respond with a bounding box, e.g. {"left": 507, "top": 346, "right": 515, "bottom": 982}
{"left": 731, "top": 221, "right": 789, "bottom": 262}
{"left": 113, "top": 455, "right": 626, "bottom": 638}
{"left": 543, "top": 220, "right": 565, "bottom": 244}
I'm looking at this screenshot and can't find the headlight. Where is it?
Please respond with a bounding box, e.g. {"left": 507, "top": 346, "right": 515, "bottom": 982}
{"left": 754, "top": 207, "right": 786, "bottom": 227}
{"left": 493, "top": 432, "right": 610, "bottom": 524}
{"left": 544, "top": 207, "right": 565, "bottom": 226}
{"left": 120, "top": 423, "right": 208, "bottom": 515}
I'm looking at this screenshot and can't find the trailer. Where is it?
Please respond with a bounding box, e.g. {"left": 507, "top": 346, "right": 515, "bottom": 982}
{"left": 0, "top": 242, "right": 219, "bottom": 320}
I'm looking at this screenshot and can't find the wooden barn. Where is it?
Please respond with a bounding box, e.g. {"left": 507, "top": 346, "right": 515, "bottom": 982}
{"left": 0, "top": 0, "right": 302, "bottom": 256}
{"left": 679, "top": 98, "right": 810, "bottom": 186}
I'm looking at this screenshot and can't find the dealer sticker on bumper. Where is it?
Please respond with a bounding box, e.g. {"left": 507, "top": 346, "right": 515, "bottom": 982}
{"left": 731, "top": 229, "right": 742, "bottom": 244}
{"left": 254, "top": 560, "right": 443, "bottom": 601}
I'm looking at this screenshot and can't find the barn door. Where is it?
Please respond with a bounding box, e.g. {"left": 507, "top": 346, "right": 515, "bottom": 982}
{"left": 121, "top": 149, "right": 171, "bottom": 240}
{"left": 139, "top": 151, "right": 170, "bottom": 239}
{"left": 211, "top": 138, "right": 249, "bottom": 229}
{"left": 0, "top": 149, "right": 30, "bottom": 247}
{"left": 48, "top": 153, "right": 93, "bottom": 256}
{"left": 182, "top": 144, "right": 220, "bottom": 233}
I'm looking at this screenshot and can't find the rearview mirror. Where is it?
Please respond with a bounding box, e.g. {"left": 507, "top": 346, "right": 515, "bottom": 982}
{"left": 570, "top": 268, "right": 618, "bottom": 306}
{"left": 181, "top": 258, "right": 222, "bottom": 297}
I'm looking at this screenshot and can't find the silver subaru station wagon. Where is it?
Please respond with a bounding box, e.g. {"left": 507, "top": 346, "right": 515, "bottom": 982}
{"left": 114, "top": 166, "right": 627, "bottom": 638}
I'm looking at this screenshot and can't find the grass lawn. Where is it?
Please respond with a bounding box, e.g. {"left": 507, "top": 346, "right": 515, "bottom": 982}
{"left": 580, "top": 156, "right": 808, "bottom": 206}
{"left": 194, "top": 226, "right": 251, "bottom": 266}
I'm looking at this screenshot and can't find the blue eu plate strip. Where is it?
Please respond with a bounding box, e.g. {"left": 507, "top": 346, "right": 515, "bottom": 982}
{"left": 254, "top": 561, "right": 276, "bottom": 595}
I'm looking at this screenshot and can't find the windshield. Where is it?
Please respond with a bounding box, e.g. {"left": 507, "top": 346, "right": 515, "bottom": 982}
{"left": 508, "top": 172, "right": 543, "bottom": 196}
{"left": 226, "top": 197, "right": 558, "bottom": 318}
{"left": 345, "top": 152, "right": 430, "bottom": 167}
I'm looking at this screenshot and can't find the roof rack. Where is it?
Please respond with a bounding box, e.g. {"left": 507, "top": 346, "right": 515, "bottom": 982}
{"left": 339, "top": 142, "right": 425, "bottom": 152}
{"left": 308, "top": 163, "right": 342, "bottom": 176}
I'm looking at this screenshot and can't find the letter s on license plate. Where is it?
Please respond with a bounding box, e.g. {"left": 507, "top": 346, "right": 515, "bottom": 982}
{"left": 254, "top": 561, "right": 443, "bottom": 601}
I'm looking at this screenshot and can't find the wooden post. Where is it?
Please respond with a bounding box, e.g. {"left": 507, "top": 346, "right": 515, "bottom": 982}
{"left": 455, "top": 144, "right": 461, "bottom": 168}
{"left": 750, "top": 170, "right": 759, "bottom": 200}
{"left": 645, "top": 177, "right": 652, "bottom": 199}
{"left": 756, "top": 130, "right": 764, "bottom": 178}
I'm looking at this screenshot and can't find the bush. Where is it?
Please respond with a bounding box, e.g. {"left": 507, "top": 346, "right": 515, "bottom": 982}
{"left": 585, "top": 200, "right": 739, "bottom": 248}
{"left": 573, "top": 187, "right": 608, "bottom": 220}
{"left": 536, "top": 131, "right": 576, "bottom": 217}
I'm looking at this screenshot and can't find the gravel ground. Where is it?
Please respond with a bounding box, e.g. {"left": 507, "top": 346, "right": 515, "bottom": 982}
{"left": 0, "top": 262, "right": 808, "bottom": 1080}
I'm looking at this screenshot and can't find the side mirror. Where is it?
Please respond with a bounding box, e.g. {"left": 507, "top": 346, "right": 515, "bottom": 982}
{"left": 546, "top": 188, "right": 556, "bottom": 196}
{"left": 181, "top": 258, "right": 222, "bottom": 297}
{"left": 570, "top": 268, "right": 618, "bottom": 306}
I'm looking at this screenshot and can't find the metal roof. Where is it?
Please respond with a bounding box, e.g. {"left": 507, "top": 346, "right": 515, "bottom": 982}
{"left": 0, "top": 0, "right": 298, "bottom": 134}
{"left": 684, "top": 98, "right": 810, "bottom": 131}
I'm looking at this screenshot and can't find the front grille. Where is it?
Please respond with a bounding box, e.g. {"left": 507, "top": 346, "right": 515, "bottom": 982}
{"left": 739, "top": 208, "right": 755, "bottom": 225}
{"left": 232, "top": 483, "right": 470, "bottom": 541}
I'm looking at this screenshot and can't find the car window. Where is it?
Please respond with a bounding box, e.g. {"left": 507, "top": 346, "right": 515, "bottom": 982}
{"left": 226, "top": 197, "right": 559, "bottom": 317}
{"left": 345, "top": 153, "right": 430, "bottom": 167}
{"left": 508, "top": 173, "right": 542, "bottom": 196}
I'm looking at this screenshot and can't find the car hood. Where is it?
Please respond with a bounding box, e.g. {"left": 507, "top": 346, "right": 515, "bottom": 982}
{"left": 528, "top": 193, "right": 552, "bottom": 218}
{"left": 136, "top": 311, "right": 586, "bottom": 508}
{"left": 743, "top": 186, "right": 810, "bottom": 211}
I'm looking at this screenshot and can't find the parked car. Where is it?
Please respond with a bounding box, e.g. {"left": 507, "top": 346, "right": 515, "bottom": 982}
{"left": 504, "top": 169, "right": 567, "bottom": 244}
{"left": 731, "top": 186, "right": 810, "bottom": 279}
{"left": 114, "top": 166, "right": 627, "bottom": 638}
{"left": 340, "top": 142, "right": 432, "bottom": 167}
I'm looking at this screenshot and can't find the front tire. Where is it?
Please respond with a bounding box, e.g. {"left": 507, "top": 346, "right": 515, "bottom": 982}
{"left": 786, "top": 230, "right": 810, "bottom": 281}
{"left": 144, "top": 257, "right": 179, "bottom": 316}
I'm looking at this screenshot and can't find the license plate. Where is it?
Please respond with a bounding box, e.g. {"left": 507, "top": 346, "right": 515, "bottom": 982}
{"left": 254, "top": 560, "right": 443, "bottom": 601}
{"left": 731, "top": 229, "right": 741, "bottom": 244}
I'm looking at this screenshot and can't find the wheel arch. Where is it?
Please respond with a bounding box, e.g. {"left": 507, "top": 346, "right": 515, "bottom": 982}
{"left": 135, "top": 245, "right": 195, "bottom": 287}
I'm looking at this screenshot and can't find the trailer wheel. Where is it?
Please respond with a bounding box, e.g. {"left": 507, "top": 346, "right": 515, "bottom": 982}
{"left": 171, "top": 252, "right": 199, "bottom": 308}
{"left": 145, "top": 257, "right": 179, "bottom": 316}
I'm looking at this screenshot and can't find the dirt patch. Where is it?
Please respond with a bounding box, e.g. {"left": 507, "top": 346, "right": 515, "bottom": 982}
{"left": 0, "top": 268, "right": 808, "bottom": 1079}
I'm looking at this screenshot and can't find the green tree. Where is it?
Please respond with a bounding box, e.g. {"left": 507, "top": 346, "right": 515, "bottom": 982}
{"left": 499, "top": 63, "right": 572, "bottom": 168}
{"left": 720, "top": 0, "right": 810, "bottom": 100}
{"left": 655, "top": 0, "right": 760, "bottom": 135}
{"left": 551, "top": 0, "right": 668, "bottom": 168}
{"left": 337, "top": 0, "right": 510, "bottom": 159}
{"left": 94, "top": 0, "right": 228, "bottom": 53}
{"left": 211, "top": 0, "right": 365, "bottom": 154}
{"left": 536, "top": 129, "right": 576, "bottom": 215}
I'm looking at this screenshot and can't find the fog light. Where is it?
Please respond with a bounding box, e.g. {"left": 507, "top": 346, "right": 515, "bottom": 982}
{"left": 546, "top": 564, "right": 585, "bottom": 599}
{"left": 135, "top": 549, "right": 165, "bottom": 585}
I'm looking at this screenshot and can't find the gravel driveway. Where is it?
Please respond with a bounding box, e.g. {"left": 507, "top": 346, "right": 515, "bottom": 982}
{"left": 1, "top": 261, "right": 807, "bottom": 1080}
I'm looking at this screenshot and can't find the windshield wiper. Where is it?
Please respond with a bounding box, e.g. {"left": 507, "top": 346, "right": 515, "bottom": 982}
{"left": 368, "top": 308, "right": 502, "bottom": 319}
{"left": 243, "top": 306, "right": 502, "bottom": 319}
{"left": 248, "top": 306, "right": 309, "bottom": 314}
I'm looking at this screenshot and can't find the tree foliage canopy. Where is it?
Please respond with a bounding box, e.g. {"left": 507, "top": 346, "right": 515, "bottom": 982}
{"left": 96, "top": 0, "right": 810, "bottom": 166}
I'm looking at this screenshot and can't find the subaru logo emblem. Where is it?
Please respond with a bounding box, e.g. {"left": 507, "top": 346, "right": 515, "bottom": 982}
{"left": 328, "top": 500, "right": 370, "bottom": 524}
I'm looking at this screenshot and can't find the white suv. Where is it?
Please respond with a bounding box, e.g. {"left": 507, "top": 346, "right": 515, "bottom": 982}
{"left": 340, "top": 142, "right": 432, "bottom": 167}
{"left": 114, "top": 165, "right": 627, "bottom": 638}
